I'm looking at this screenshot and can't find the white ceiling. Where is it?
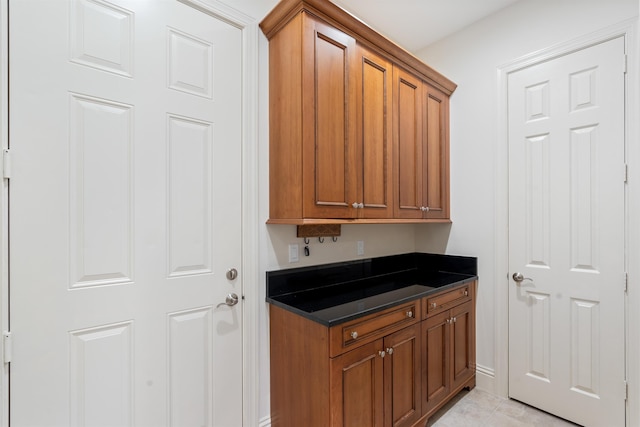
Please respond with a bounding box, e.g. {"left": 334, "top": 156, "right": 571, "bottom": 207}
{"left": 331, "top": 0, "right": 522, "bottom": 52}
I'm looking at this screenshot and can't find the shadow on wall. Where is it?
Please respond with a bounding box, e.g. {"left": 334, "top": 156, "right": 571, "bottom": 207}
{"left": 415, "top": 223, "right": 452, "bottom": 254}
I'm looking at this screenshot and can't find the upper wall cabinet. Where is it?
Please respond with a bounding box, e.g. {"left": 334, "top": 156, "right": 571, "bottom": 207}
{"left": 260, "top": 0, "right": 456, "bottom": 224}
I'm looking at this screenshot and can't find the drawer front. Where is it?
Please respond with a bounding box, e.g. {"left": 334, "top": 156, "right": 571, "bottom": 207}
{"left": 329, "top": 300, "right": 419, "bottom": 357}
{"left": 424, "top": 284, "right": 471, "bottom": 318}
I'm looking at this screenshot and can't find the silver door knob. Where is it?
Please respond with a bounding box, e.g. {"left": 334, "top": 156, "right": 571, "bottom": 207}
{"left": 512, "top": 272, "right": 531, "bottom": 283}
{"left": 217, "top": 293, "right": 239, "bottom": 308}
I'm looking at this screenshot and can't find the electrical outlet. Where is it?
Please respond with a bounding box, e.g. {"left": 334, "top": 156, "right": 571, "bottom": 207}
{"left": 357, "top": 240, "right": 364, "bottom": 256}
{"left": 289, "top": 244, "right": 299, "bottom": 263}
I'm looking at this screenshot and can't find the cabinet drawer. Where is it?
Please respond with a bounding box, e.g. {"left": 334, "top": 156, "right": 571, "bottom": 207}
{"left": 423, "top": 284, "right": 471, "bottom": 318}
{"left": 329, "top": 300, "right": 419, "bottom": 357}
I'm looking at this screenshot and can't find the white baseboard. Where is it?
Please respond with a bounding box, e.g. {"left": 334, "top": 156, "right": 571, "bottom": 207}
{"left": 258, "top": 415, "right": 271, "bottom": 427}
{"left": 476, "top": 364, "right": 503, "bottom": 397}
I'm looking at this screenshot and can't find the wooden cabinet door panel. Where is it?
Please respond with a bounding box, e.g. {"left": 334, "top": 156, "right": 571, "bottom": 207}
{"left": 302, "top": 15, "right": 357, "bottom": 219}
{"left": 393, "top": 66, "right": 424, "bottom": 219}
{"left": 423, "top": 85, "right": 450, "bottom": 219}
{"left": 384, "top": 324, "right": 421, "bottom": 427}
{"left": 422, "top": 311, "right": 450, "bottom": 415}
{"left": 357, "top": 46, "right": 393, "bottom": 218}
{"left": 331, "top": 340, "right": 384, "bottom": 427}
{"left": 450, "top": 301, "right": 474, "bottom": 390}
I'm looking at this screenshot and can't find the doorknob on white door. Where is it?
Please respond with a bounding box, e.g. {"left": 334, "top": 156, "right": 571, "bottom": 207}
{"left": 512, "top": 272, "right": 532, "bottom": 283}
{"left": 217, "top": 293, "right": 239, "bottom": 308}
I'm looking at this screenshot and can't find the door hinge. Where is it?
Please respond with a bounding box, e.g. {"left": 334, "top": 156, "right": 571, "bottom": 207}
{"left": 2, "top": 149, "right": 10, "bottom": 179}
{"left": 624, "top": 380, "right": 628, "bottom": 401}
{"left": 3, "top": 331, "right": 11, "bottom": 364}
{"left": 623, "top": 54, "right": 628, "bottom": 74}
{"left": 624, "top": 164, "right": 628, "bottom": 183}
{"left": 624, "top": 272, "right": 628, "bottom": 293}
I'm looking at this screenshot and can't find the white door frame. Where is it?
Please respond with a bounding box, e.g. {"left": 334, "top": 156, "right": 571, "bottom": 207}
{"left": 495, "top": 19, "right": 639, "bottom": 425}
{"left": 0, "top": 0, "right": 262, "bottom": 425}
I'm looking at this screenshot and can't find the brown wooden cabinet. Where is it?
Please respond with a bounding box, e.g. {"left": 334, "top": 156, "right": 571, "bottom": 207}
{"left": 269, "top": 281, "right": 476, "bottom": 427}
{"left": 355, "top": 44, "right": 394, "bottom": 219}
{"left": 420, "top": 286, "right": 476, "bottom": 422}
{"left": 260, "top": 0, "right": 456, "bottom": 224}
{"left": 393, "top": 66, "right": 450, "bottom": 220}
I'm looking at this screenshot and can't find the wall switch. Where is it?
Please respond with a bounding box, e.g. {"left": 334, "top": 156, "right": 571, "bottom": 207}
{"left": 357, "top": 240, "right": 365, "bottom": 256}
{"left": 289, "top": 244, "right": 299, "bottom": 263}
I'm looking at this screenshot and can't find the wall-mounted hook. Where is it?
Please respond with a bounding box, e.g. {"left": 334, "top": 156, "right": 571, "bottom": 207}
{"left": 332, "top": 236, "right": 338, "bottom": 242}
{"left": 303, "top": 237, "right": 310, "bottom": 245}
{"left": 318, "top": 237, "right": 324, "bottom": 243}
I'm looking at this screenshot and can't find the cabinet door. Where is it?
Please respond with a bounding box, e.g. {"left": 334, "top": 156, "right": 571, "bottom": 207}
{"left": 384, "top": 324, "right": 421, "bottom": 427}
{"left": 423, "top": 84, "right": 450, "bottom": 219}
{"left": 421, "top": 311, "right": 450, "bottom": 415}
{"left": 302, "top": 14, "right": 358, "bottom": 219}
{"left": 356, "top": 45, "right": 393, "bottom": 218}
{"left": 331, "top": 340, "right": 384, "bottom": 427}
{"left": 450, "top": 301, "right": 474, "bottom": 390}
{"left": 393, "top": 66, "right": 424, "bottom": 219}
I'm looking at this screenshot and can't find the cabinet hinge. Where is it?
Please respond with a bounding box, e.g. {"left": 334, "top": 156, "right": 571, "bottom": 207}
{"left": 2, "top": 149, "right": 10, "bottom": 180}
{"left": 3, "top": 331, "right": 11, "bottom": 364}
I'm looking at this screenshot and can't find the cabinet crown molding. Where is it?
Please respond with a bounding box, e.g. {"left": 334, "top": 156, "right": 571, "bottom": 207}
{"left": 259, "top": 0, "right": 457, "bottom": 95}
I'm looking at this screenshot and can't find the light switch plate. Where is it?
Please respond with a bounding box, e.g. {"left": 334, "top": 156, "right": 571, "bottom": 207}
{"left": 289, "top": 244, "right": 299, "bottom": 263}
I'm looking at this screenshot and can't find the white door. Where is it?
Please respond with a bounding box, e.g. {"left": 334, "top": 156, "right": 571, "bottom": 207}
{"left": 9, "top": 0, "right": 243, "bottom": 425}
{"left": 508, "top": 37, "right": 626, "bottom": 426}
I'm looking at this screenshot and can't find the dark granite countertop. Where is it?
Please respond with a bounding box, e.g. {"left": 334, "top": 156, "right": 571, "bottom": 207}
{"left": 266, "top": 253, "right": 477, "bottom": 326}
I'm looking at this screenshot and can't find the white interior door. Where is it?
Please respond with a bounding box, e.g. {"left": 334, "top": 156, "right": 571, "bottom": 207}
{"left": 9, "top": 0, "right": 244, "bottom": 425}
{"left": 508, "top": 37, "right": 626, "bottom": 426}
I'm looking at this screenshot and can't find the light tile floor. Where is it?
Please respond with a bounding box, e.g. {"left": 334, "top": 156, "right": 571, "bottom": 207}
{"left": 427, "top": 388, "right": 581, "bottom": 427}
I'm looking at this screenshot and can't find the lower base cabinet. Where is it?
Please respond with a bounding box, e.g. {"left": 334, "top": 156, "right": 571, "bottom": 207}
{"left": 269, "top": 281, "right": 476, "bottom": 427}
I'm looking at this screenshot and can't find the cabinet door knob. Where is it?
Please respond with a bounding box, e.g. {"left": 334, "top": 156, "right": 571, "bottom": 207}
{"left": 386, "top": 347, "right": 394, "bottom": 355}
{"left": 379, "top": 350, "right": 385, "bottom": 358}
{"left": 445, "top": 318, "right": 450, "bottom": 324}
{"left": 430, "top": 302, "right": 437, "bottom": 309}
{"left": 406, "top": 311, "right": 413, "bottom": 318}
{"left": 452, "top": 317, "right": 457, "bottom": 323}
{"left": 464, "top": 289, "right": 468, "bottom": 296}
{"left": 350, "top": 331, "right": 358, "bottom": 340}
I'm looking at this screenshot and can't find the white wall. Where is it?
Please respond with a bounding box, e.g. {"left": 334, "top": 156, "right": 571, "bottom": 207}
{"left": 415, "top": 0, "right": 638, "bottom": 397}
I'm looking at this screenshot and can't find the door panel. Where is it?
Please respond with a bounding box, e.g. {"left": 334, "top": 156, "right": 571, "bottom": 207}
{"left": 9, "top": 0, "right": 243, "bottom": 425}
{"left": 331, "top": 340, "right": 384, "bottom": 427}
{"left": 423, "top": 85, "right": 449, "bottom": 219}
{"left": 508, "top": 37, "right": 625, "bottom": 427}
{"left": 302, "top": 15, "right": 357, "bottom": 219}
{"left": 384, "top": 324, "right": 421, "bottom": 427}
{"left": 421, "top": 311, "right": 450, "bottom": 415}
{"left": 393, "top": 66, "right": 424, "bottom": 219}
{"left": 357, "top": 45, "right": 393, "bottom": 218}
